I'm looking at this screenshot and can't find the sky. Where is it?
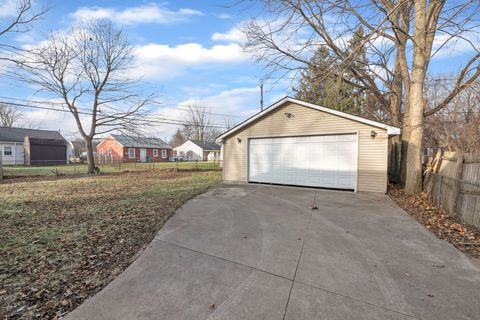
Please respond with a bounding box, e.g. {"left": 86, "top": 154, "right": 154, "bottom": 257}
{"left": 0, "top": 0, "right": 283, "bottom": 141}
{"left": 0, "top": 0, "right": 478, "bottom": 142}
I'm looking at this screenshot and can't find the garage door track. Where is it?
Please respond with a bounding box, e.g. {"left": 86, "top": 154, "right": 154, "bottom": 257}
{"left": 66, "top": 185, "right": 480, "bottom": 320}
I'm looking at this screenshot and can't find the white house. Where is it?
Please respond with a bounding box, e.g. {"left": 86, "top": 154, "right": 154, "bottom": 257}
{"left": 173, "top": 140, "right": 221, "bottom": 161}
{"left": 0, "top": 127, "right": 68, "bottom": 165}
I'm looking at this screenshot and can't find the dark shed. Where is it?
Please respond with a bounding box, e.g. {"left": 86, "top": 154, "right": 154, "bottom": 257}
{"left": 24, "top": 135, "right": 67, "bottom": 166}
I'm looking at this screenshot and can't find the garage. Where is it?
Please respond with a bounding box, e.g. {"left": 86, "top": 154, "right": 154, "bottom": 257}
{"left": 248, "top": 135, "right": 357, "bottom": 190}
{"left": 217, "top": 97, "right": 400, "bottom": 193}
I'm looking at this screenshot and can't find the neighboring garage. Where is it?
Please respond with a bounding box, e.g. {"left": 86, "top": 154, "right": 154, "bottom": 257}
{"left": 217, "top": 97, "right": 401, "bottom": 193}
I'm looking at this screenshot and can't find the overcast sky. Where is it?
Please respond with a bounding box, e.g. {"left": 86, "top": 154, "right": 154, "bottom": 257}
{"left": 0, "top": 0, "right": 475, "bottom": 141}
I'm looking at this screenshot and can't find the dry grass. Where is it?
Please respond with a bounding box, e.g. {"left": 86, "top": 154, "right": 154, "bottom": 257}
{"left": 0, "top": 170, "right": 222, "bottom": 319}
{"left": 2, "top": 161, "right": 220, "bottom": 177}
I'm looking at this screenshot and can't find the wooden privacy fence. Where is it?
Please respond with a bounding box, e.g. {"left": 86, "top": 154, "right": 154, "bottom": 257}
{"left": 424, "top": 151, "right": 480, "bottom": 229}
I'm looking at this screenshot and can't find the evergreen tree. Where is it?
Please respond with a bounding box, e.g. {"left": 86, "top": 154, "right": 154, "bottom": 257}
{"left": 170, "top": 129, "right": 186, "bottom": 147}
{"left": 293, "top": 27, "right": 367, "bottom": 114}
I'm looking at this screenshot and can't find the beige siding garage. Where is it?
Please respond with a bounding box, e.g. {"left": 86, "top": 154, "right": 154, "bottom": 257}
{"left": 218, "top": 98, "right": 400, "bottom": 193}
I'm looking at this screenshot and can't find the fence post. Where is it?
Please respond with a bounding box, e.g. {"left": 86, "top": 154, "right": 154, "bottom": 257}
{"left": 432, "top": 150, "right": 443, "bottom": 173}
{"left": 449, "top": 153, "right": 464, "bottom": 217}
{"left": 0, "top": 151, "right": 3, "bottom": 181}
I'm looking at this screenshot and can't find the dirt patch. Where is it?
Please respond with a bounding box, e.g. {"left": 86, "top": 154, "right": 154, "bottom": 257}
{"left": 0, "top": 170, "right": 221, "bottom": 319}
{"left": 389, "top": 184, "right": 480, "bottom": 259}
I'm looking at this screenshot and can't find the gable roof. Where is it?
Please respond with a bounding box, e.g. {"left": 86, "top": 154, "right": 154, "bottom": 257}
{"left": 109, "top": 134, "right": 171, "bottom": 149}
{"left": 0, "top": 126, "right": 66, "bottom": 143}
{"left": 189, "top": 140, "right": 221, "bottom": 151}
{"left": 217, "top": 97, "right": 401, "bottom": 141}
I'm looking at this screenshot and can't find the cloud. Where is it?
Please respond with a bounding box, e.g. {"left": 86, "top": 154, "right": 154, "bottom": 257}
{"left": 131, "top": 42, "right": 249, "bottom": 80}
{"left": 0, "top": 0, "right": 18, "bottom": 18}
{"left": 72, "top": 3, "right": 204, "bottom": 25}
{"left": 142, "top": 87, "right": 262, "bottom": 138}
{"left": 180, "top": 87, "right": 260, "bottom": 117}
{"left": 19, "top": 85, "right": 287, "bottom": 141}
{"left": 212, "top": 27, "right": 245, "bottom": 43}
{"left": 431, "top": 33, "right": 479, "bottom": 58}
{"left": 217, "top": 13, "right": 233, "bottom": 20}
{"left": 21, "top": 108, "right": 89, "bottom": 139}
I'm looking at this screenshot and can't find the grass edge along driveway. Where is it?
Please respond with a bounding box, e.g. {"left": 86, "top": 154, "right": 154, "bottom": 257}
{"left": 0, "top": 169, "right": 222, "bottom": 320}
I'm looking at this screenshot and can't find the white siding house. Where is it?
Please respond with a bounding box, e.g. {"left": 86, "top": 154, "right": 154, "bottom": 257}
{"left": 173, "top": 140, "right": 221, "bottom": 161}
{"left": 0, "top": 142, "right": 24, "bottom": 165}
{"left": 0, "top": 127, "right": 68, "bottom": 165}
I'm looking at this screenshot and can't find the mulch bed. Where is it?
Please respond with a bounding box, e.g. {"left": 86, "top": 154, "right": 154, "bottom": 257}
{"left": 389, "top": 184, "right": 480, "bottom": 258}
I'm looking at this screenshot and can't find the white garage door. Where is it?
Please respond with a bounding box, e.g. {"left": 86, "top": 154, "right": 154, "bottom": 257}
{"left": 248, "top": 134, "right": 357, "bottom": 190}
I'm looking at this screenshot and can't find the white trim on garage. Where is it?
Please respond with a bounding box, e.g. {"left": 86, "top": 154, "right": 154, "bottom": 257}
{"left": 217, "top": 97, "right": 401, "bottom": 142}
{"left": 247, "top": 133, "right": 358, "bottom": 191}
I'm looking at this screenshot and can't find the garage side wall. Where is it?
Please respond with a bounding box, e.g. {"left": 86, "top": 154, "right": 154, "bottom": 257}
{"left": 223, "top": 102, "right": 388, "bottom": 193}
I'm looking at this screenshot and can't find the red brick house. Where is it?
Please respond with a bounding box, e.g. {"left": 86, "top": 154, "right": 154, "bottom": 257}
{"left": 96, "top": 134, "right": 172, "bottom": 163}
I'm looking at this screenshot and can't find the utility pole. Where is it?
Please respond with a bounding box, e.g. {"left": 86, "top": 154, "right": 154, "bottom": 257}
{"left": 260, "top": 81, "right": 264, "bottom": 111}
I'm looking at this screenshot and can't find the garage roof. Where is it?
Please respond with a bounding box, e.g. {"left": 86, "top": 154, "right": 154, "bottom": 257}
{"left": 217, "top": 97, "right": 401, "bottom": 141}
{"left": 0, "top": 126, "right": 66, "bottom": 143}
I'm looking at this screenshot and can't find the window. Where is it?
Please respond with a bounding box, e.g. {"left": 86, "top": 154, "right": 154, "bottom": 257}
{"left": 100, "top": 149, "right": 104, "bottom": 156}
{"left": 107, "top": 148, "right": 112, "bottom": 156}
{"left": 153, "top": 149, "right": 158, "bottom": 157}
{"left": 128, "top": 148, "right": 135, "bottom": 159}
{"left": 161, "top": 149, "right": 167, "bottom": 159}
{"left": 3, "top": 146, "right": 12, "bottom": 156}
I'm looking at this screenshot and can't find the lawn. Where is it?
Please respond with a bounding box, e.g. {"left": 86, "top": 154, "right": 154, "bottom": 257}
{"left": 0, "top": 169, "right": 222, "bottom": 319}
{"left": 2, "top": 161, "right": 221, "bottom": 177}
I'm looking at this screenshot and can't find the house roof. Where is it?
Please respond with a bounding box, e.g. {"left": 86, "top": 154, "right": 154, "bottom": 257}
{"left": 189, "top": 140, "right": 221, "bottom": 151}
{"left": 109, "top": 134, "right": 171, "bottom": 149}
{"left": 216, "top": 96, "right": 401, "bottom": 141}
{"left": 0, "top": 126, "right": 66, "bottom": 143}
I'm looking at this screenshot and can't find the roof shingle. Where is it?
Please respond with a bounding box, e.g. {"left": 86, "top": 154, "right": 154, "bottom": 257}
{"left": 0, "top": 127, "right": 66, "bottom": 143}
{"left": 189, "top": 140, "right": 221, "bottom": 151}
{"left": 110, "top": 134, "right": 171, "bottom": 149}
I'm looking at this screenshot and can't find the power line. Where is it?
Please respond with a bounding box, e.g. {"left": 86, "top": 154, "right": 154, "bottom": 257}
{"left": 0, "top": 96, "right": 247, "bottom": 120}
{"left": 150, "top": 101, "right": 245, "bottom": 119}
{"left": 0, "top": 100, "right": 233, "bottom": 129}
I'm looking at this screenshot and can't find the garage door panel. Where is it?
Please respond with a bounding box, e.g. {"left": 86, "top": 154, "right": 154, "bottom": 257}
{"left": 248, "top": 135, "right": 357, "bottom": 190}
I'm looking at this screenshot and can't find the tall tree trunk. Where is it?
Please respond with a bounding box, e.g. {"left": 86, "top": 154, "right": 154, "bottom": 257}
{"left": 395, "top": 28, "right": 411, "bottom": 186}
{"left": 405, "top": 0, "right": 427, "bottom": 195}
{"left": 85, "top": 137, "right": 96, "bottom": 174}
{"left": 389, "top": 56, "right": 403, "bottom": 183}
{"left": 400, "top": 116, "right": 410, "bottom": 185}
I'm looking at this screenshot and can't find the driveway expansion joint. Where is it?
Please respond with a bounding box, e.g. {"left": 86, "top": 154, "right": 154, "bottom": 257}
{"left": 154, "top": 238, "right": 294, "bottom": 282}
{"left": 281, "top": 191, "right": 316, "bottom": 320}
{"left": 293, "top": 279, "right": 422, "bottom": 320}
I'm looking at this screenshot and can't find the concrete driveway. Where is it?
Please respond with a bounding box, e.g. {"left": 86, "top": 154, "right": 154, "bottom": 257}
{"left": 66, "top": 185, "right": 480, "bottom": 320}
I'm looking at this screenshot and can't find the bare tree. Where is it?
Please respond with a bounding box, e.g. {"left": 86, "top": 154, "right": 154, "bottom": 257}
{"left": 241, "top": 0, "right": 480, "bottom": 193}
{"left": 0, "top": 1, "right": 47, "bottom": 130}
{"left": 223, "top": 116, "right": 235, "bottom": 131}
{"left": 0, "top": 103, "right": 23, "bottom": 127}
{"left": 424, "top": 76, "right": 480, "bottom": 153}
{"left": 0, "top": 0, "right": 48, "bottom": 62}
{"left": 18, "top": 20, "right": 151, "bottom": 173}
{"left": 181, "top": 105, "right": 220, "bottom": 142}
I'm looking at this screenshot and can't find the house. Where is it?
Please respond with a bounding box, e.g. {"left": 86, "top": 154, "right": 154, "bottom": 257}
{"left": 0, "top": 127, "right": 68, "bottom": 165}
{"left": 216, "top": 96, "right": 401, "bottom": 193}
{"left": 96, "top": 134, "right": 172, "bottom": 163}
{"left": 173, "top": 140, "right": 221, "bottom": 161}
